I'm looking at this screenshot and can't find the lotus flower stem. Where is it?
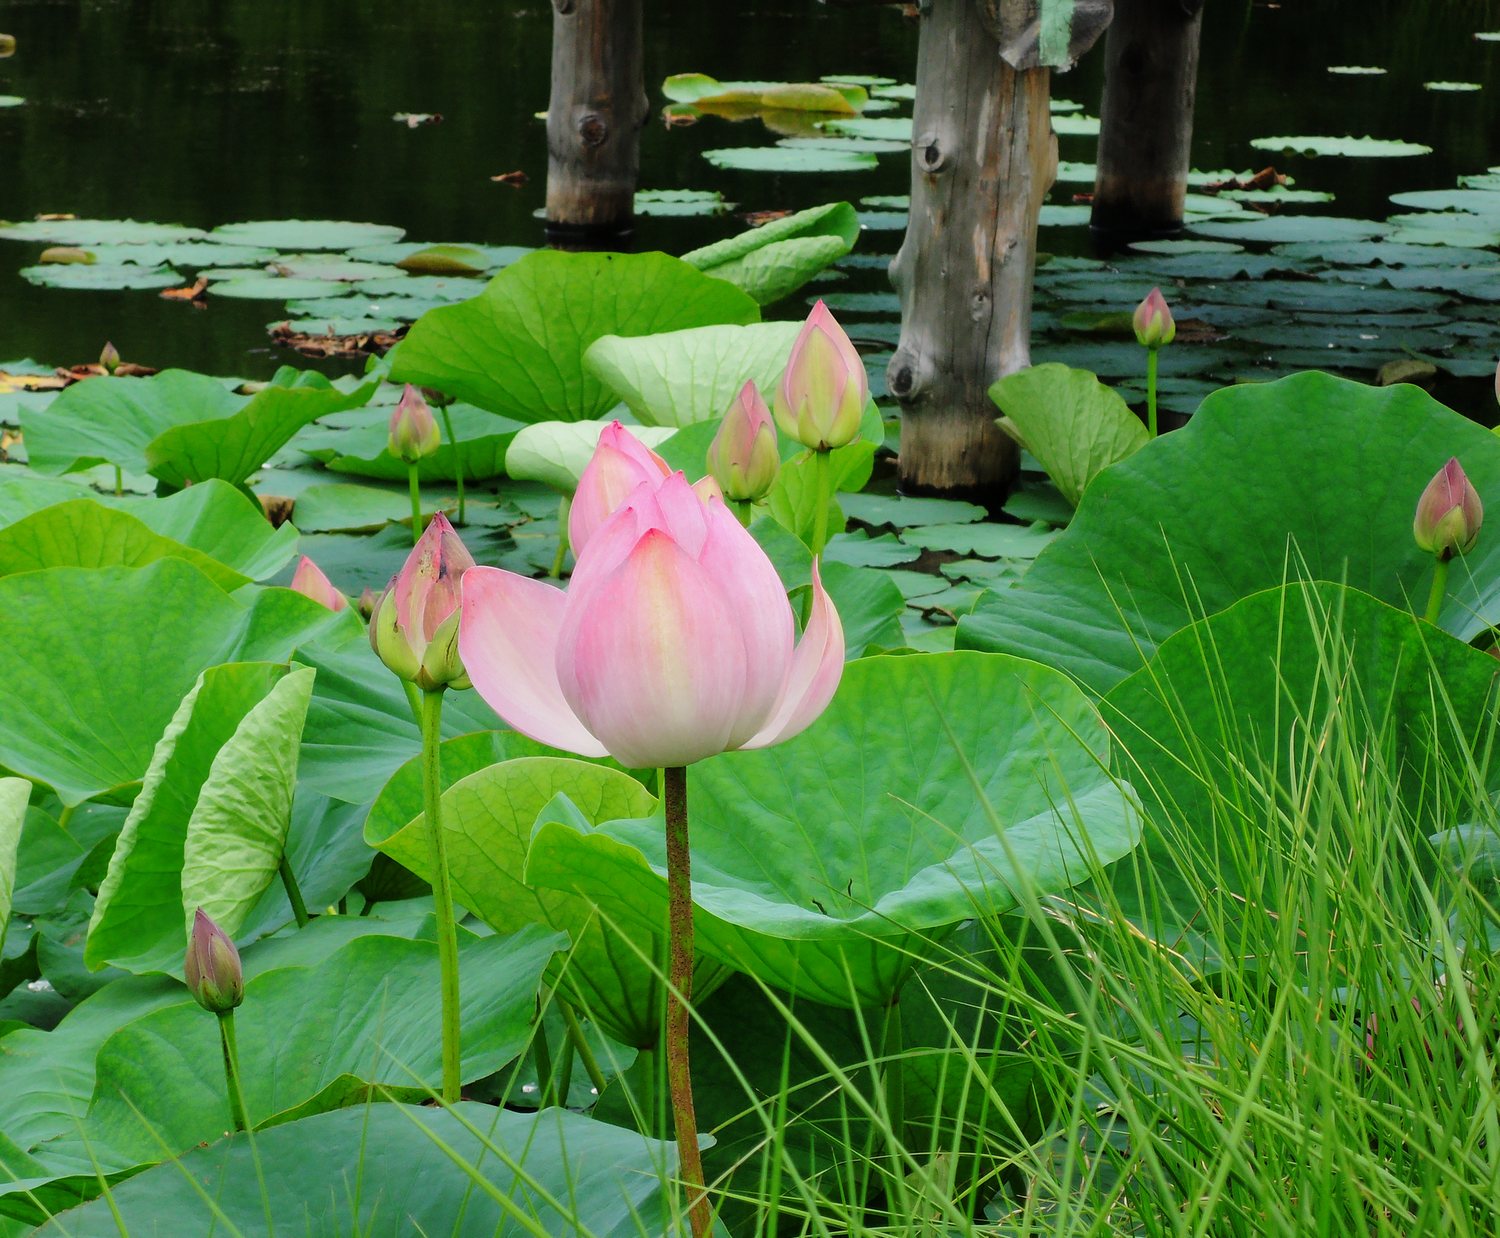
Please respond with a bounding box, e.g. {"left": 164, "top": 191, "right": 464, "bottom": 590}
{"left": 1146, "top": 349, "right": 1160, "bottom": 438}
{"left": 407, "top": 464, "right": 424, "bottom": 546}
{"left": 437, "top": 406, "right": 466, "bottom": 525}
{"left": 113, "top": 465, "right": 123, "bottom": 497}
{"left": 810, "top": 448, "right": 833, "bottom": 558}
{"left": 1424, "top": 557, "right": 1450, "bottom": 625}
{"left": 559, "top": 998, "right": 609, "bottom": 1097}
{"left": 278, "top": 856, "right": 309, "bottom": 928}
{"left": 728, "top": 499, "right": 753, "bottom": 528}
{"left": 550, "top": 496, "right": 572, "bottom": 579}
{"left": 216, "top": 1009, "right": 249, "bottom": 1133}
{"left": 662, "top": 765, "right": 711, "bottom": 1237}
{"left": 419, "top": 688, "right": 462, "bottom": 1104}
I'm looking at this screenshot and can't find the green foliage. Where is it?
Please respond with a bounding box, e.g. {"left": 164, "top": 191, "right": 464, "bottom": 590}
{"left": 680, "top": 202, "right": 859, "bottom": 305}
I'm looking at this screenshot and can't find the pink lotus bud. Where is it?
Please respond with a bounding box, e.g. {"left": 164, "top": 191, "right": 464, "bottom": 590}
{"left": 370, "top": 512, "right": 476, "bottom": 691}
{"left": 99, "top": 341, "right": 121, "bottom": 374}
{"left": 708, "top": 381, "right": 781, "bottom": 502}
{"left": 774, "top": 301, "right": 867, "bottom": 452}
{"left": 1133, "top": 288, "right": 1176, "bottom": 350}
{"left": 185, "top": 908, "right": 243, "bottom": 1013}
{"left": 569, "top": 421, "right": 672, "bottom": 556}
{"left": 1414, "top": 457, "right": 1483, "bottom": 560}
{"left": 459, "top": 471, "right": 845, "bottom": 770}
{"left": 356, "top": 586, "right": 379, "bottom": 619}
{"left": 289, "top": 556, "right": 348, "bottom": 611}
{"left": 388, "top": 383, "right": 441, "bottom": 464}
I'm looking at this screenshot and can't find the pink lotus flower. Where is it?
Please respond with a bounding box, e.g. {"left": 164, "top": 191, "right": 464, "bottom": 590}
{"left": 1132, "top": 288, "right": 1176, "bottom": 349}
{"left": 388, "top": 383, "right": 441, "bottom": 463}
{"left": 185, "top": 908, "right": 243, "bottom": 1013}
{"left": 289, "top": 555, "right": 347, "bottom": 611}
{"left": 774, "top": 301, "right": 867, "bottom": 452}
{"left": 708, "top": 380, "right": 781, "bottom": 503}
{"left": 370, "top": 512, "right": 475, "bottom": 691}
{"left": 569, "top": 421, "right": 672, "bottom": 556}
{"left": 1413, "top": 457, "right": 1483, "bottom": 561}
{"left": 460, "top": 470, "right": 844, "bottom": 769}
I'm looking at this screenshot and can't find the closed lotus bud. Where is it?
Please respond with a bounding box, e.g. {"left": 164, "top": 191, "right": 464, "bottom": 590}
{"left": 99, "top": 341, "right": 121, "bottom": 374}
{"left": 289, "top": 555, "right": 348, "bottom": 611}
{"left": 388, "top": 383, "right": 441, "bottom": 464}
{"left": 370, "top": 512, "right": 475, "bottom": 691}
{"left": 1414, "top": 457, "right": 1483, "bottom": 560}
{"left": 708, "top": 381, "right": 781, "bottom": 502}
{"left": 774, "top": 301, "right": 867, "bottom": 452}
{"left": 185, "top": 908, "right": 243, "bottom": 1013}
{"left": 1133, "top": 288, "right": 1176, "bottom": 350}
{"left": 356, "top": 586, "right": 379, "bottom": 619}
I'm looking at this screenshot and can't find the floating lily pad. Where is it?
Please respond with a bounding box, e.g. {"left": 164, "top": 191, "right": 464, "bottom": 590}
{"left": 347, "top": 241, "right": 531, "bottom": 269}
{"left": 1388, "top": 188, "right": 1500, "bottom": 217}
{"left": 1052, "top": 114, "right": 1102, "bottom": 136}
{"left": 1425, "top": 81, "right": 1482, "bottom": 92}
{"left": 208, "top": 219, "right": 406, "bottom": 250}
{"left": 839, "top": 492, "right": 987, "bottom": 529}
{"left": 1039, "top": 204, "right": 1092, "bottom": 227}
{"left": 1327, "top": 65, "right": 1387, "bottom": 75}
{"left": 1054, "top": 160, "right": 1097, "bottom": 183}
{"left": 526, "top": 653, "right": 1139, "bottom": 1008}
{"left": 1128, "top": 238, "right": 1245, "bottom": 255}
{"left": 284, "top": 294, "right": 453, "bottom": 325}
{"left": 0, "top": 219, "right": 208, "bottom": 244}
{"left": 778, "top": 135, "right": 909, "bottom": 155}
{"left": 211, "top": 275, "right": 351, "bottom": 300}
{"left": 702, "top": 146, "right": 878, "bottom": 173}
{"left": 268, "top": 255, "right": 405, "bottom": 282}
{"left": 634, "top": 189, "right": 728, "bottom": 217}
{"left": 821, "top": 73, "right": 896, "bottom": 87}
{"left": 663, "top": 72, "right": 867, "bottom": 114}
{"left": 1187, "top": 215, "right": 1390, "bottom": 243}
{"left": 1249, "top": 134, "right": 1432, "bottom": 157}
{"left": 0, "top": 95, "right": 22, "bottom": 107}
{"left": 19, "top": 263, "right": 182, "bottom": 291}
{"left": 1218, "top": 186, "right": 1335, "bottom": 204}
{"left": 84, "top": 241, "right": 278, "bottom": 268}
{"left": 819, "top": 116, "right": 911, "bottom": 142}
{"left": 871, "top": 82, "right": 915, "bottom": 100}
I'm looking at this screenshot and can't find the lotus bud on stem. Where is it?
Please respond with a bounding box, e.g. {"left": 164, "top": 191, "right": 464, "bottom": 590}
{"left": 1414, "top": 457, "right": 1483, "bottom": 624}
{"left": 707, "top": 380, "right": 781, "bottom": 525}
{"left": 289, "top": 555, "right": 348, "bottom": 613}
{"left": 389, "top": 384, "right": 442, "bottom": 544}
{"left": 99, "top": 341, "right": 121, "bottom": 375}
{"left": 1133, "top": 287, "right": 1176, "bottom": 437}
{"left": 185, "top": 909, "right": 249, "bottom": 1132}
{"left": 424, "top": 386, "right": 467, "bottom": 526}
{"left": 369, "top": 512, "right": 477, "bottom": 1103}
{"left": 775, "top": 302, "right": 866, "bottom": 557}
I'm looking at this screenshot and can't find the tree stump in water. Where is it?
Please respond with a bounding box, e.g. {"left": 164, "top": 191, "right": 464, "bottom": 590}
{"left": 1091, "top": 0, "right": 1206, "bottom": 241}
{"left": 888, "top": 0, "right": 1057, "bottom": 500}
{"left": 545, "top": 0, "right": 648, "bottom": 243}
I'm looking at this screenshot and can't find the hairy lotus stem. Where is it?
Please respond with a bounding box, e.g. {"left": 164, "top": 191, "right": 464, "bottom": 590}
{"left": 551, "top": 495, "right": 572, "bottom": 579}
{"left": 559, "top": 998, "right": 609, "bottom": 1097}
{"left": 663, "top": 766, "right": 711, "bottom": 1237}
{"left": 217, "top": 1009, "right": 249, "bottom": 1133}
{"left": 278, "top": 855, "right": 309, "bottom": 928}
{"left": 810, "top": 448, "right": 833, "bottom": 558}
{"left": 1146, "top": 348, "right": 1160, "bottom": 438}
{"left": 1424, "top": 556, "right": 1450, "bottom": 625}
{"left": 437, "top": 405, "right": 466, "bottom": 525}
{"left": 420, "top": 689, "right": 463, "bottom": 1104}
{"left": 408, "top": 462, "right": 424, "bottom": 545}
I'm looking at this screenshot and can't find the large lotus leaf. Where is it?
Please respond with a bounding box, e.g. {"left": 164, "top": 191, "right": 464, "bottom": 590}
{"left": 958, "top": 372, "right": 1500, "bottom": 693}
{"left": 505, "top": 418, "right": 678, "bottom": 492}
{"left": 294, "top": 638, "right": 506, "bottom": 803}
{"left": 84, "top": 929, "right": 563, "bottom": 1161}
{"left": 681, "top": 202, "right": 859, "bottom": 305}
{"left": 1101, "top": 583, "right": 1500, "bottom": 941}
{"left": 0, "top": 560, "right": 352, "bottom": 806}
{"left": 368, "top": 754, "right": 724, "bottom": 1048}
{"left": 387, "top": 250, "right": 759, "bottom": 422}
{"left": 23, "top": 367, "right": 375, "bottom": 488}
{"left": 0, "top": 779, "right": 25, "bottom": 954}
{"left": 0, "top": 499, "right": 250, "bottom": 587}
{"left": 526, "top": 653, "right": 1140, "bottom": 1008}
{"left": 583, "top": 322, "right": 802, "bottom": 427}
{"left": 38, "top": 1103, "right": 683, "bottom": 1238}
{"left": 294, "top": 401, "right": 525, "bottom": 482}
{"left": 86, "top": 663, "right": 313, "bottom": 974}
{"left": 990, "top": 364, "right": 1149, "bottom": 507}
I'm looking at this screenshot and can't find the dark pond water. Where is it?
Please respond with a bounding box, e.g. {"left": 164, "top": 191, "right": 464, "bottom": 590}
{"left": 2, "top": 0, "right": 1499, "bottom": 404}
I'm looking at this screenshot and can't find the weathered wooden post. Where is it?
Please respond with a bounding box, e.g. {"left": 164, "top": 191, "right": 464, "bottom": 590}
{"left": 545, "top": 0, "right": 648, "bottom": 242}
{"left": 1090, "top": 0, "right": 1205, "bottom": 241}
{"left": 888, "top": 0, "right": 1113, "bottom": 499}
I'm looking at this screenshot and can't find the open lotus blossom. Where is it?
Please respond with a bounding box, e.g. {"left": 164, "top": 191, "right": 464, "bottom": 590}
{"left": 460, "top": 467, "right": 844, "bottom": 770}
{"left": 569, "top": 421, "right": 672, "bottom": 557}
{"left": 289, "top": 555, "right": 347, "bottom": 611}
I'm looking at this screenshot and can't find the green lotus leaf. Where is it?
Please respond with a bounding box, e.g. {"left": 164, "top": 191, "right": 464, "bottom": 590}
{"left": 959, "top": 372, "right": 1500, "bottom": 692}
{"left": 681, "top": 202, "right": 859, "bottom": 305}
{"left": 388, "top": 250, "right": 759, "bottom": 422}
{"left": 526, "top": 652, "right": 1140, "bottom": 1008}
{"left": 505, "top": 419, "right": 677, "bottom": 493}
{"left": 0, "top": 778, "right": 26, "bottom": 954}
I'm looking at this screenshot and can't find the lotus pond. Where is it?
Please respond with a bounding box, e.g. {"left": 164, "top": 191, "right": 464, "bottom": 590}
{"left": 1, "top": 2, "right": 1500, "bottom": 1236}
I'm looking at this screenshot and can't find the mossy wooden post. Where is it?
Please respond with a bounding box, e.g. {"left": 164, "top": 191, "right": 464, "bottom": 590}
{"left": 1090, "top": 0, "right": 1205, "bottom": 241}
{"left": 888, "top": 0, "right": 1111, "bottom": 499}
{"left": 545, "top": 0, "right": 647, "bottom": 242}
